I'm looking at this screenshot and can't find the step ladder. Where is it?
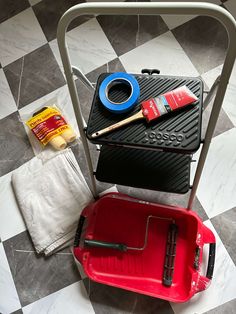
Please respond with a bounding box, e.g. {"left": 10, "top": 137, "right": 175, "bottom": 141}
{"left": 86, "top": 72, "right": 203, "bottom": 194}
{"left": 57, "top": 1, "right": 236, "bottom": 209}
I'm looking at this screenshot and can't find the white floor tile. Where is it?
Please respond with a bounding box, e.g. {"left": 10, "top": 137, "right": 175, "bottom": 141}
{"left": 19, "top": 84, "right": 80, "bottom": 155}
{"left": 202, "top": 62, "right": 236, "bottom": 126}
{"left": 0, "top": 172, "right": 26, "bottom": 241}
{"left": 171, "top": 220, "right": 236, "bottom": 314}
{"left": 22, "top": 281, "right": 95, "bottom": 314}
{"left": 0, "top": 8, "right": 47, "bottom": 67}
{"left": 0, "top": 243, "right": 21, "bottom": 314}
{"left": 201, "top": 64, "right": 222, "bottom": 88}
{"left": 159, "top": 0, "right": 221, "bottom": 29}
{"left": 161, "top": 15, "right": 196, "bottom": 30}
{"left": 49, "top": 18, "right": 117, "bottom": 76}
{"left": 0, "top": 69, "right": 17, "bottom": 119}
{"left": 225, "top": 0, "right": 236, "bottom": 20}
{"left": 151, "top": 0, "right": 220, "bottom": 3}
{"left": 120, "top": 31, "right": 199, "bottom": 77}
{"left": 195, "top": 128, "right": 236, "bottom": 218}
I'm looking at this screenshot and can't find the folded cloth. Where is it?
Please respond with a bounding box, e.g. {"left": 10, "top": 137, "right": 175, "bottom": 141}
{"left": 12, "top": 148, "right": 93, "bottom": 255}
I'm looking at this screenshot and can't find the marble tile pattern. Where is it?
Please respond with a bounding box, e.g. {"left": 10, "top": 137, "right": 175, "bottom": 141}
{"left": 0, "top": 8, "right": 47, "bottom": 67}
{"left": 204, "top": 298, "right": 236, "bottom": 314}
{"left": 33, "top": 0, "right": 92, "bottom": 42}
{"left": 84, "top": 279, "right": 174, "bottom": 314}
{"left": 0, "top": 0, "right": 29, "bottom": 23}
{"left": 196, "top": 128, "right": 236, "bottom": 218}
{"left": 211, "top": 207, "right": 236, "bottom": 264}
{"left": 0, "top": 111, "right": 34, "bottom": 176}
{"left": 0, "top": 172, "right": 26, "bottom": 242}
{"left": 0, "top": 68, "right": 17, "bottom": 119}
{"left": 49, "top": 18, "right": 117, "bottom": 75}
{"left": 0, "top": 243, "right": 21, "bottom": 313}
{"left": 161, "top": 14, "right": 196, "bottom": 30}
{"left": 172, "top": 16, "right": 228, "bottom": 74}
{"left": 224, "top": 0, "right": 236, "bottom": 19}
{"left": 97, "top": 14, "right": 168, "bottom": 56}
{"left": 0, "top": 0, "right": 235, "bottom": 313}
{"left": 22, "top": 281, "right": 95, "bottom": 314}
{"left": 201, "top": 62, "right": 236, "bottom": 127}
{"left": 11, "top": 310, "right": 24, "bottom": 314}
{"left": 171, "top": 220, "right": 236, "bottom": 314}
{"left": 11, "top": 309, "right": 24, "bottom": 314}
{"left": 29, "top": 0, "right": 43, "bottom": 7}
{"left": 120, "top": 31, "right": 199, "bottom": 76}
{"left": 201, "top": 103, "right": 234, "bottom": 138}
{"left": 4, "top": 44, "right": 65, "bottom": 109}
{"left": 3, "top": 231, "right": 81, "bottom": 306}
{"left": 86, "top": 57, "right": 125, "bottom": 83}
{"left": 118, "top": 185, "right": 208, "bottom": 222}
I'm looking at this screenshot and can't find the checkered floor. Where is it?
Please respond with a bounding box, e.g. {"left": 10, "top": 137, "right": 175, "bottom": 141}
{"left": 0, "top": 0, "right": 236, "bottom": 313}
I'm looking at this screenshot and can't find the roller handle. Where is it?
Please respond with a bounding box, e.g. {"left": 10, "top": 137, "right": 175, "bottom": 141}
{"left": 196, "top": 226, "right": 216, "bottom": 292}
{"left": 91, "top": 110, "right": 144, "bottom": 138}
{"left": 84, "top": 239, "right": 127, "bottom": 251}
{"left": 206, "top": 243, "right": 216, "bottom": 279}
{"left": 74, "top": 215, "right": 86, "bottom": 247}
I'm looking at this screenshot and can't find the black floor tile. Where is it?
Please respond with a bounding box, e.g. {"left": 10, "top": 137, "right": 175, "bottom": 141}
{"left": 0, "top": 0, "right": 30, "bottom": 23}
{"left": 33, "top": 0, "right": 92, "bottom": 42}
{"left": 75, "top": 79, "right": 94, "bottom": 123}
{"left": 202, "top": 105, "right": 234, "bottom": 139}
{"left": 4, "top": 44, "right": 65, "bottom": 109}
{"left": 117, "top": 186, "right": 209, "bottom": 222}
{"left": 84, "top": 279, "right": 174, "bottom": 314}
{"left": 86, "top": 57, "right": 125, "bottom": 83}
{"left": 211, "top": 207, "right": 236, "bottom": 264}
{"left": 10, "top": 309, "right": 23, "bottom": 314}
{"left": 0, "top": 111, "right": 34, "bottom": 176}
{"left": 172, "top": 16, "right": 228, "bottom": 74}
{"left": 97, "top": 14, "right": 168, "bottom": 56}
{"left": 3, "top": 231, "right": 81, "bottom": 307}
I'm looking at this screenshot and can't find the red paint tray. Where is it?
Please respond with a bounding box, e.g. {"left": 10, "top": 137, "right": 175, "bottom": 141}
{"left": 74, "top": 193, "right": 215, "bottom": 303}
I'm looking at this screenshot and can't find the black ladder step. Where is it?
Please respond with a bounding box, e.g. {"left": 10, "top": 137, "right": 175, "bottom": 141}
{"left": 87, "top": 73, "right": 203, "bottom": 154}
{"left": 95, "top": 145, "right": 191, "bottom": 194}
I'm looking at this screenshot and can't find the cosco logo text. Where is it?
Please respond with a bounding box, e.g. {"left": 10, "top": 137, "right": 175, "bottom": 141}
{"left": 144, "top": 131, "right": 184, "bottom": 143}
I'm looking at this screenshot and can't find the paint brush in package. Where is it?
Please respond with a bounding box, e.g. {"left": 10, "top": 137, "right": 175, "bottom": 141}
{"left": 141, "top": 85, "right": 198, "bottom": 122}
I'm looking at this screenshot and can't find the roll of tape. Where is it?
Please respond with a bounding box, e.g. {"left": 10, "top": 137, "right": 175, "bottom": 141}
{"left": 99, "top": 72, "right": 140, "bottom": 114}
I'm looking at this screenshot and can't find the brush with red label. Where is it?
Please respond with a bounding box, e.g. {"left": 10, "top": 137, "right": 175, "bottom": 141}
{"left": 91, "top": 85, "right": 198, "bottom": 138}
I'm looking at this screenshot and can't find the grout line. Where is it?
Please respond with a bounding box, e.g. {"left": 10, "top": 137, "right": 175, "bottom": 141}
{"left": 136, "top": 14, "right": 140, "bottom": 47}
{"left": 14, "top": 249, "right": 72, "bottom": 255}
{"left": 15, "top": 249, "right": 35, "bottom": 253}
{"left": 16, "top": 56, "right": 25, "bottom": 109}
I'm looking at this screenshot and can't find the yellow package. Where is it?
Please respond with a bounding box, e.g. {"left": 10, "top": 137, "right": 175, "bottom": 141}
{"left": 26, "top": 106, "right": 76, "bottom": 150}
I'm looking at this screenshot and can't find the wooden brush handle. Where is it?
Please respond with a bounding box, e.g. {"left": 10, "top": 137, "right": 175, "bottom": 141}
{"left": 91, "top": 110, "right": 144, "bottom": 138}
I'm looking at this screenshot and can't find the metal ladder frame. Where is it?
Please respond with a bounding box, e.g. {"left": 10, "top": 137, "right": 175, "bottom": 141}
{"left": 57, "top": 2, "right": 236, "bottom": 209}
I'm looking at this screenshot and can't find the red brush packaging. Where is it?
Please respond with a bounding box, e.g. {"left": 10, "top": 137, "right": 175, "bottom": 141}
{"left": 141, "top": 86, "right": 198, "bottom": 122}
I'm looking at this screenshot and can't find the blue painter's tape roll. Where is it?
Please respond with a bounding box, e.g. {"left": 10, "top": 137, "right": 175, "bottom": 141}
{"left": 99, "top": 72, "right": 140, "bottom": 114}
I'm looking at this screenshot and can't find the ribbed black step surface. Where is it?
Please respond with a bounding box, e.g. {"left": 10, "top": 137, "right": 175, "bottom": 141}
{"left": 96, "top": 145, "right": 191, "bottom": 194}
{"left": 87, "top": 73, "right": 203, "bottom": 153}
